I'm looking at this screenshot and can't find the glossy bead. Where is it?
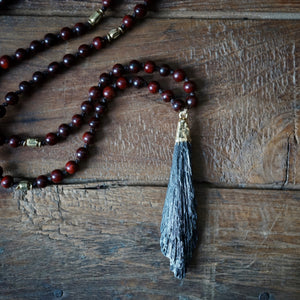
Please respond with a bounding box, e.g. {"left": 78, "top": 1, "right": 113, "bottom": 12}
{"left": 76, "top": 147, "right": 88, "bottom": 160}
{"left": 81, "top": 101, "right": 94, "bottom": 114}
{"left": 99, "top": 73, "right": 111, "bottom": 87}
{"left": 173, "top": 69, "right": 185, "bottom": 82}
{"left": 1, "top": 175, "right": 13, "bottom": 189}
{"left": 36, "top": 175, "right": 48, "bottom": 188}
{"left": 5, "top": 92, "right": 19, "bottom": 105}
{"left": 103, "top": 86, "right": 115, "bottom": 99}
{"left": 48, "top": 62, "right": 61, "bottom": 74}
{"left": 89, "top": 117, "right": 100, "bottom": 129}
{"left": 112, "top": 64, "right": 124, "bottom": 77}
{"left": 58, "top": 124, "right": 70, "bottom": 138}
{"left": 78, "top": 44, "right": 91, "bottom": 57}
{"left": 102, "top": 0, "right": 112, "bottom": 8}
{"left": 51, "top": 169, "right": 63, "bottom": 183}
{"left": 144, "top": 61, "right": 155, "bottom": 73}
{"left": 45, "top": 132, "right": 58, "bottom": 145}
{"left": 29, "top": 40, "right": 43, "bottom": 54}
{"left": 60, "top": 27, "right": 73, "bottom": 40}
{"left": 19, "top": 81, "right": 32, "bottom": 94}
{"left": 95, "top": 103, "right": 106, "bottom": 115}
{"left": 9, "top": 135, "right": 20, "bottom": 148}
{"left": 0, "top": 166, "right": 3, "bottom": 177}
{"left": 0, "top": 105, "right": 6, "bottom": 118}
{"left": 183, "top": 81, "right": 196, "bottom": 93}
{"left": 65, "top": 160, "right": 79, "bottom": 175}
{"left": 122, "top": 15, "right": 135, "bottom": 29}
{"left": 63, "top": 54, "right": 76, "bottom": 67}
{"left": 133, "top": 76, "right": 145, "bottom": 88}
{"left": 0, "top": 55, "right": 11, "bottom": 69}
{"left": 32, "top": 71, "right": 45, "bottom": 84}
{"left": 148, "top": 81, "right": 160, "bottom": 94}
{"left": 72, "top": 114, "right": 83, "bottom": 128}
{"left": 89, "top": 86, "right": 102, "bottom": 100}
{"left": 44, "top": 33, "right": 57, "bottom": 47}
{"left": 134, "top": 4, "right": 147, "bottom": 18}
{"left": 161, "top": 90, "right": 174, "bottom": 102}
{"left": 159, "top": 64, "right": 171, "bottom": 77}
{"left": 116, "top": 77, "right": 128, "bottom": 90}
{"left": 129, "top": 60, "right": 141, "bottom": 73}
{"left": 83, "top": 132, "right": 94, "bottom": 144}
{"left": 186, "top": 95, "right": 197, "bottom": 108}
{"left": 15, "top": 48, "right": 27, "bottom": 62}
{"left": 93, "top": 37, "right": 105, "bottom": 50}
{"left": 172, "top": 99, "right": 184, "bottom": 112}
{"left": 73, "top": 23, "right": 87, "bottom": 36}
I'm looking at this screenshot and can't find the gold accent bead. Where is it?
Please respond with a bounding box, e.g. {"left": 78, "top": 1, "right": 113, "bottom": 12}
{"left": 16, "top": 181, "right": 32, "bottom": 191}
{"left": 175, "top": 109, "right": 191, "bottom": 143}
{"left": 106, "top": 27, "right": 124, "bottom": 43}
{"left": 23, "top": 138, "right": 41, "bottom": 147}
{"left": 88, "top": 8, "right": 104, "bottom": 26}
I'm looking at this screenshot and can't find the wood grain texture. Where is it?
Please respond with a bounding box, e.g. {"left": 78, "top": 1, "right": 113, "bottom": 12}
{"left": 0, "top": 17, "right": 298, "bottom": 188}
{"left": 0, "top": 185, "right": 299, "bottom": 299}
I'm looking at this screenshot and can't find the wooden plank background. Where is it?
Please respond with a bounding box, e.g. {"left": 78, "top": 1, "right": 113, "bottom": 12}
{"left": 0, "top": 0, "right": 299, "bottom": 299}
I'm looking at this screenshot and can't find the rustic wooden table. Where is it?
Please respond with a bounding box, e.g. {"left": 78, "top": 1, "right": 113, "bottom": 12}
{"left": 0, "top": 1, "right": 299, "bottom": 299}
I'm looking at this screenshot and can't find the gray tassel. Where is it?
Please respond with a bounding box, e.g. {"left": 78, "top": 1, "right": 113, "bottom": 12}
{"left": 160, "top": 109, "right": 197, "bottom": 279}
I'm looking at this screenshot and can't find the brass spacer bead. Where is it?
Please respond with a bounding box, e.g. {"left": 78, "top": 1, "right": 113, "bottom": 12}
{"left": 23, "top": 138, "right": 42, "bottom": 147}
{"left": 106, "top": 27, "right": 124, "bottom": 43}
{"left": 16, "top": 181, "right": 32, "bottom": 191}
{"left": 88, "top": 8, "right": 104, "bottom": 26}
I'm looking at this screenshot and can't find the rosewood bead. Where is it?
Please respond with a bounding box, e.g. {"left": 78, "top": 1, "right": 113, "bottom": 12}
{"left": 89, "top": 117, "right": 100, "bottom": 129}
{"left": 29, "top": 40, "right": 43, "bottom": 54}
{"left": 144, "top": 61, "right": 155, "bottom": 73}
{"left": 148, "top": 81, "right": 160, "bottom": 94}
{"left": 72, "top": 114, "right": 83, "bottom": 128}
{"left": 65, "top": 161, "right": 79, "bottom": 175}
{"left": 19, "top": 81, "right": 32, "bottom": 94}
{"left": 129, "top": 60, "right": 141, "bottom": 73}
{"left": 9, "top": 135, "right": 20, "bottom": 148}
{"left": 161, "top": 90, "right": 174, "bottom": 102}
{"left": 73, "top": 23, "right": 87, "bottom": 36}
{"left": 159, "top": 64, "right": 171, "bottom": 77}
{"left": 133, "top": 76, "right": 145, "bottom": 88}
{"left": 112, "top": 64, "right": 124, "bottom": 77}
{"left": 0, "top": 55, "right": 11, "bottom": 69}
{"left": 89, "top": 86, "right": 102, "bottom": 100}
{"left": 63, "top": 54, "right": 76, "bottom": 67}
{"left": 95, "top": 103, "right": 106, "bottom": 115}
{"left": 93, "top": 37, "right": 105, "bottom": 50}
{"left": 183, "top": 81, "right": 196, "bottom": 93}
{"left": 122, "top": 15, "right": 135, "bottom": 29}
{"left": 103, "top": 86, "right": 115, "bottom": 99}
{"left": 1, "top": 175, "right": 13, "bottom": 189}
{"left": 58, "top": 124, "right": 70, "bottom": 138}
{"left": 81, "top": 101, "right": 94, "bottom": 114}
{"left": 186, "top": 95, "right": 197, "bottom": 108}
{"left": 99, "top": 73, "right": 111, "bottom": 87}
{"left": 44, "top": 33, "right": 57, "bottom": 47}
{"left": 32, "top": 71, "right": 45, "bottom": 84}
{"left": 134, "top": 4, "right": 147, "bottom": 18}
{"left": 116, "top": 77, "right": 128, "bottom": 90}
{"left": 0, "top": 105, "right": 6, "bottom": 118}
{"left": 51, "top": 169, "right": 63, "bottom": 183}
{"left": 45, "top": 132, "right": 58, "bottom": 145}
{"left": 102, "top": 0, "right": 112, "bottom": 8}
{"left": 48, "top": 62, "right": 61, "bottom": 74}
{"left": 173, "top": 69, "right": 185, "bottom": 82}
{"left": 172, "top": 99, "right": 184, "bottom": 112}
{"left": 36, "top": 175, "right": 48, "bottom": 188}
{"left": 78, "top": 44, "right": 91, "bottom": 57}
{"left": 76, "top": 147, "right": 88, "bottom": 160}
{"left": 15, "top": 48, "right": 27, "bottom": 62}
{"left": 60, "top": 27, "right": 73, "bottom": 40}
{"left": 5, "top": 92, "right": 19, "bottom": 105}
{"left": 83, "top": 132, "right": 94, "bottom": 144}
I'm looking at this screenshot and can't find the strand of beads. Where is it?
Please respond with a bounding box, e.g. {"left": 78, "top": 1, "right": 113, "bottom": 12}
{"left": 0, "top": 60, "right": 196, "bottom": 190}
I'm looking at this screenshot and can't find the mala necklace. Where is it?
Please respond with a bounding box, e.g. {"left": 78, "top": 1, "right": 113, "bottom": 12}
{"left": 0, "top": 1, "right": 198, "bottom": 280}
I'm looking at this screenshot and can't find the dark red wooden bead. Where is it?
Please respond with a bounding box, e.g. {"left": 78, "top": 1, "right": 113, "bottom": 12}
{"left": 133, "top": 76, "right": 145, "bottom": 88}
{"left": 78, "top": 44, "right": 91, "bottom": 57}
{"left": 99, "top": 73, "right": 111, "bottom": 87}
{"left": 9, "top": 135, "right": 20, "bottom": 148}
{"left": 102, "top": 0, "right": 112, "bottom": 8}
{"left": 173, "top": 69, "right": 185, "bottom": 82}
{"left": 76, "top": 147, "right": 88, "bottom": 160}
{"left": 116, "top": 77, "right": 127, "bottom": 90}
{"left": 134, "top": 4, "right": 147, "bottom": 18}
{"left": 72, "top": 114, "right": 83, "bottom": 128}
{"left": 89, "top": 117, "right": 100, "bottom": 129}
{"left": 44, "top": 33, "right": 57, "bottom": 47}
{"left": 45, "top": 132, "right": 58, "bottom": 145}
{"left": 15, "top": 48, "right": 27, "bottom": 62}
{"left": 144, "top": 61, "right": 155, "bottom": 73}
{"left": 0, "top": 166, "right": 3, "bottom": 177}
{"left": 129, "top": 60, "right": 141, "bottom": 73}
{"left": 81, "top": 101, "right": 94, "bottom": 114}
{"left": 29, "top": 40, "right": 43, "bottom": 54}
{"left": 122, "top": 15, "right": 135, "bottom": 29}
{"left": 58, "top": 124, "right": 70, "bottom": 138}
{"left": 65, "top": 160, "right": 79, "bottom": 175}
{"left": 5, "top": 92, "right": 19, "bottom": 105}
{"left": 103, "top": 86, "right": 115, "bottom": 99}
{"left": 159, "top": 64, "right": 171, "bottom": 77}
{"left": 183, "top": 81, "right": 196, "bottom": 93}
{"left": 89, "top": 86, "right": 102, "bottom": 100}
{"left": 48, "top": 62, "right": 61, "bottom": 74}
{"left": 186, "top": 95, "right": 197, "bottom": 108}
{"left": 0, "top": 105, "right": 6, "bottom": 118}
{"left": 172, "top": 99, "right": 184, "bottom": 112}
{"left": 93, "top": 37, "right": 105, "bottom": 50}
{"left": 112, "top": 64, "right": 124, "bottom": 77}
{"left": 1, "top": 175, "right": 13, "bottom": 189}
{"left": 148, "top": 81, "right": 160, "bottom": 94}
{"left": 36, "top": 175, "right": 48, "bottom": 188}
{"left": 60, "top": 27, "right": 73, "bottom": 40}
{"left": 19, "top": 81, "right": 32, "bottom": 94}
{"left": 73, "top": 23, "right": 87, "bottom": 36}
{"left": 161, "top": 90, "right": 174, "bottom": 102}
{"left": 0, "top": 55, "right": 11, "bottom": 69}
{"left": 63, "top": 54, "right": 76, "bottom": 67}
{"left": 51, "top": 169, "right": 63, "bottom": 183}
{"left": 95, "top": 103, "right": 106, "bottom": 115}
{"left": 83, "top": 132, "right": 94, "bottom": 144}
{"left": 32, "top": 71, "right": 45, "bottom": 84}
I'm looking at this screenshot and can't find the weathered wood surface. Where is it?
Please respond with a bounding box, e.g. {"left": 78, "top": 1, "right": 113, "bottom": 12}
{"left": 0, "top": 185, "right": 299, "bottom": 299}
